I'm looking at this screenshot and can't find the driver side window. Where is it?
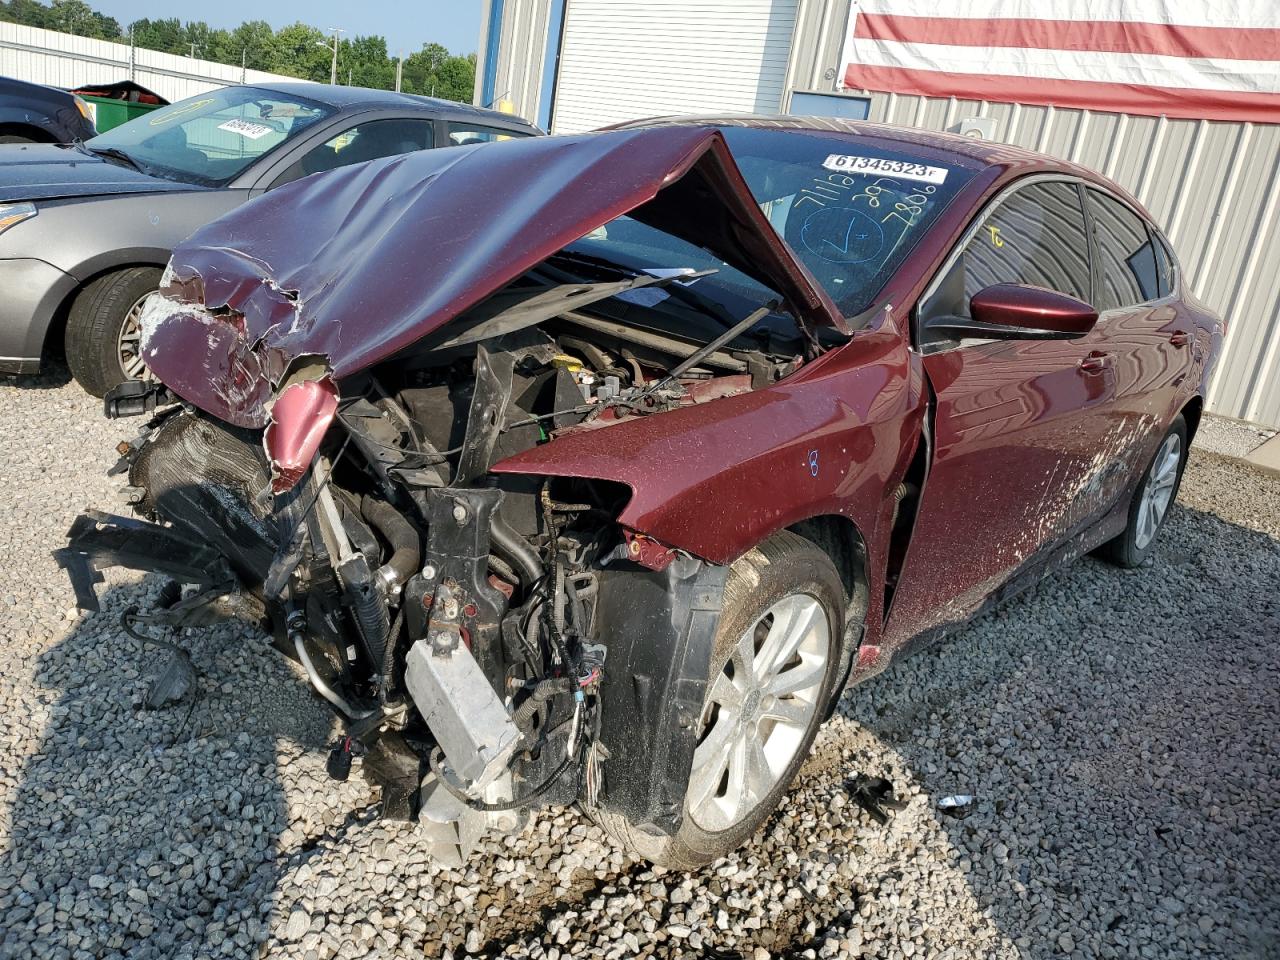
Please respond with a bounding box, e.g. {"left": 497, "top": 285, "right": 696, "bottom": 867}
{"left": 960, "top": 180, "right": 1092, "bottom": 312}
{"left": 273, "top": 118, "right": 436, "bottom": 188}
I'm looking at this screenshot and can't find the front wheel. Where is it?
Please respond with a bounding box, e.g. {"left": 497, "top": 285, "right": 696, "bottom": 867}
{"left": 65, "top": 266, "right": 161, "bottom": 398}
{"left": 595, "top": 531, "right": 847, "bottom": 868}
{"left": 1098, "top": 414, "right": 1188, "bottom": 568}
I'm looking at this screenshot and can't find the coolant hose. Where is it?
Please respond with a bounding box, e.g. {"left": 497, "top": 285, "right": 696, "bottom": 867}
{"left": 490, "top": 515, "right": 544, "bottom": 588}
{"left": 360, "top": 495, "right": 420, "bottom": 589}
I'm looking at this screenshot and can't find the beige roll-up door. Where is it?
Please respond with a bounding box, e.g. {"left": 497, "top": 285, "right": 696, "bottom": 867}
{"left": 551, "top": 0, "right": 800, "bottom": 134}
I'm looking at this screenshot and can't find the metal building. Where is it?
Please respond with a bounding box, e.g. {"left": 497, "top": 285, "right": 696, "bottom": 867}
{"left": 0, "top": 22, "right": 303, "bottom": 102}
{"left": 476, "top": 0, "right": 1280, "bottom": 428}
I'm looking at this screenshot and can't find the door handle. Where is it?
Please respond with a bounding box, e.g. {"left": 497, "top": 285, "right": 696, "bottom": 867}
{"left": 1077, "top": 351, "right": 1112, "bottom": 373}
{"left": 1169, "top": 331, "right": 1191, "bottom": 347}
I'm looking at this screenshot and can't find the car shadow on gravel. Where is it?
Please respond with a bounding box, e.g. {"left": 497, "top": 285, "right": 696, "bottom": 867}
{"left": 0, "top": 576, "right": 335, "bottom": 959}
{"left": 1, "top": 359, "right": 73, "bottom": 392}
{"left": 842, "top": 503, "right": 1280, "bottom": 959}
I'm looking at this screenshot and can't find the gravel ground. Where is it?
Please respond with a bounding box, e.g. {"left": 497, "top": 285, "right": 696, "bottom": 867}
{"left": 1, "top": 367, "right": 1277, "bottom": 960}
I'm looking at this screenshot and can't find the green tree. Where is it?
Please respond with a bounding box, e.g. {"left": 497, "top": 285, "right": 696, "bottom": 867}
{"left": 341, "top": 34, "right": 394, "bottom": 90}
{"left": 226, "top": 20, "right": 278, "bottom": 73}
{"left": 0, "top": 0, "right": 474, "bottom": 99}
{"left": 0, "top": 1, "right": 54, "bottom": 28}
{"left": 401, "top": 43, "right": 475, "bottom": 102}
{"left": 270, "top": 21, "right": 332, "bottom": 82}
{"left": 46, "top": 0, "right": 119, "bottom": 38}
{"left": 129, "top": 17, "right": 185, "bottom": 55}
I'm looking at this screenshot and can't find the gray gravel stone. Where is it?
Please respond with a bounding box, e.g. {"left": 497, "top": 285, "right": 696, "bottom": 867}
{"left": 1, "top": 369, "right": 1277, "bottom": 960}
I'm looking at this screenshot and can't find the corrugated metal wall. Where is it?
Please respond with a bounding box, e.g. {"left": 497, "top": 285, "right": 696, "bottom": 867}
{"left": 0, "top": 23, "right": 305, "bottom": 103}
{"left": 850, "top": 99, "right": 1280, "bottom": 427}
{"left": 781, "top": 0, "right": 1280, "bottom": 428}
{"left": 483, "top": 0, "right": 1280, "bottom": 426}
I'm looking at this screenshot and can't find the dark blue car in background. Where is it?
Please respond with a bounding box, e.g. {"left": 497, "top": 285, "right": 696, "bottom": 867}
{"left": 0, "top": 76, "right": 98, "bottom": 144}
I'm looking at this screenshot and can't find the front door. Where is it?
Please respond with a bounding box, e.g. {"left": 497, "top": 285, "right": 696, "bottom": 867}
{"left": 883, "top": 178, "right": 1117, "bottom": 649}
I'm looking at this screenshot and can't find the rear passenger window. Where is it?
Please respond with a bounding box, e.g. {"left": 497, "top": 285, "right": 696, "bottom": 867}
{"left": 956, "top": 180, "right": 1092, "bottom": 312}
{"left": 447, "top": 123, "right": 526, "bottom": 146}
{"left": 1089, "top": 190, "right": 1159, "bottom": 309}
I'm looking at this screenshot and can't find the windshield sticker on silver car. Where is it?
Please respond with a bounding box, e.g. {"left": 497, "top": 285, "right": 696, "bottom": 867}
{"left": 821, "top": 155, "right": 948, "bottom": 185}
{"left": 217, "top": 118, "right": 274, "bottom": 140}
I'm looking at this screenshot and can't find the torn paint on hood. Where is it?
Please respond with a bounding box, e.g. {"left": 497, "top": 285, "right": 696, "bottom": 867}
{"left": 140, "top": 126, "right": 844, "bottom": 428}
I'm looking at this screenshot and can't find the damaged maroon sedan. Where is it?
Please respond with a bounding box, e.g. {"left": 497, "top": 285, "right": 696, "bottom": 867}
{"left": 58, "top": 118, "right": 1222, "bottom": 868}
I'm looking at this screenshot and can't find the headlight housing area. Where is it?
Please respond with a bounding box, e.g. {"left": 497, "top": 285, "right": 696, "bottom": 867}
{"left": 0, "top": 202, "right": 37, "bottom": 236}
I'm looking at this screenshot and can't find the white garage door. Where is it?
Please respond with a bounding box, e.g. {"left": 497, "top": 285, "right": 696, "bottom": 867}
{"left": 551, "top": 0, "right": 800, "bottom": 134}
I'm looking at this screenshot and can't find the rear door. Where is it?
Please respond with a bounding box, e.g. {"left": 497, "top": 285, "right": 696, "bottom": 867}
{"left": 883, "top": 177, "right": 1118, "bottom": 647}
{"left": 1084, "top": 188, "right": 1193, "bottom": 494}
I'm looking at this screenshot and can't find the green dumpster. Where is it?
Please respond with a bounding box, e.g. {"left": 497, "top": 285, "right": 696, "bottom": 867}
{"left": 79, "top": 96, "right": 163, "bottom": 132}
{"left": 69, "top": 81, "right": 170, "bottom": 134}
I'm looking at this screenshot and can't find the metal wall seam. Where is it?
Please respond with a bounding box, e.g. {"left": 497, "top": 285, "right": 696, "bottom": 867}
{"left": 1215, "top": 152, "right": 1280, "bottom": 420}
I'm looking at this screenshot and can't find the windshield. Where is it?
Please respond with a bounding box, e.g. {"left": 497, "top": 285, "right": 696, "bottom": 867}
{"left": 87, "top": 86, "right": 335, "bottom": 187}
{"left": 725, "top": 126, "right": 974, "bottom": 317}
{"left": 569, "top": 126, "right": 975, "bottom": 324}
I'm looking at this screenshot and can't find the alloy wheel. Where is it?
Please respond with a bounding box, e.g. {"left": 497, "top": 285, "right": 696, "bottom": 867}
{"left": 116, "top": 294, "right": 155, "bottom": 382}
{"left": 687, "top": 593, "right": 830, "bottom": 833}
{"left": 1135, "top": 432, "right": 1181, "bottom": 550}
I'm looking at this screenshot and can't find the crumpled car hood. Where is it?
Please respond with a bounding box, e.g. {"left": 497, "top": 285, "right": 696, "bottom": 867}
{"left": 141, "top": 126, "right": 844, "bottom": 428}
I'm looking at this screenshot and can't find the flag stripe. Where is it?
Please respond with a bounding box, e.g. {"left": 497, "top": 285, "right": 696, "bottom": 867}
{"left": 842, "top": 62, "right": 1280, "bottom": 123}
{"left": 853, "top": 0, "right": 1280, "bottom": 30}
{"left": 854, "top": 13, "right": 1280, "bottom": 62}
{"left": 844, "top": 36, "right": 1280, "bottom": 94}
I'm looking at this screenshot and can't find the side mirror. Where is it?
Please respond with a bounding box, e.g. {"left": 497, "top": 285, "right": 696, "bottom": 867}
{"left": 971, "top": 283, "right": 1098, "bottom": 336}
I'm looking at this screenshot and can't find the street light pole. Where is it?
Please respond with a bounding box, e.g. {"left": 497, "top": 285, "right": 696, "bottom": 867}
{"left": 327, "top": 27, "right": 346, "bottom": 85}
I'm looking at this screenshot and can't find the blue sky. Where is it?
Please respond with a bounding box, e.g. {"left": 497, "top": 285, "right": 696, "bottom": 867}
{"left": 91, "top": 0, "right": 485, "bottom": 55}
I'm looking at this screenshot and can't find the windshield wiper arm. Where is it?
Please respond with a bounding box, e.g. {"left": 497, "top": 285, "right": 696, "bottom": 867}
{"left": 88, "top": 146, "right": 146, "bottom": 173}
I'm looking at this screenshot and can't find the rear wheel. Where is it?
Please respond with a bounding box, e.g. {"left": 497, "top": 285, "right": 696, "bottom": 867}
{"left": 595, "top": 531, "right": 846, "bottom": 868}
{"left": 65, "top": 266, "right": 161, "bottom": 398}
{"left": 1099, "top": 415, "right": 1188, "bottom": 568}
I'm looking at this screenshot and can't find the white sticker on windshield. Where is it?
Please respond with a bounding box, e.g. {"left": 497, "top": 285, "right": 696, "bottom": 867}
{"left": 217, "top": 118, "right": 274, "bottom": 140}
{"left": 822, "top": 154, "right": 948, "bottom": 184}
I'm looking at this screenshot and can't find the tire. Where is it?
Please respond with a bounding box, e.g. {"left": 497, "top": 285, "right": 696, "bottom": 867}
{"left": 595, "top": 531, "right": 847, "bottom": 868}
{"left": 0, "top": 135, "right": 36, "bottom": 144}
{"left": 1098, "top": 414, "right": 1188, "bottom": 568}
{"left": 65, "top": 266, "right": 161, "bottom": 398}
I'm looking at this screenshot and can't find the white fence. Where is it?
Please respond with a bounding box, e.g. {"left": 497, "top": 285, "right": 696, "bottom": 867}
{"left": 0, "top": 22, "right": 306, "bottom": 103}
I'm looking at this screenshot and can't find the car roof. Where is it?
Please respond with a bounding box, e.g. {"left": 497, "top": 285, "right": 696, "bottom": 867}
{"left": 610, "top": 113, "right": 1090, "bottom": 174}
{"left": 0, "top": 75, "right": 75, "bottom": 100}
{"left": 243, "top": 81, "right": 540, "bottom": 129}
{"left": 607, "top": 113, "right": 1154, "bottom": 219}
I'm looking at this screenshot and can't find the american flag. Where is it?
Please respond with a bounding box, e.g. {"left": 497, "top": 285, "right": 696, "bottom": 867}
{"left": 839, "top": 0, "right": 1280, "bottom": 123}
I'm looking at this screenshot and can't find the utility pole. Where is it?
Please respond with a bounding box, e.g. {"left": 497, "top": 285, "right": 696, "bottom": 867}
{"left": 327, "top": 27, "right": 346, "bottom": 85}
{"left": 395, "top": 50, "right": 403, "bottom": 92}
{"left": 188, "top": 41, "right": 199, "bottom": 59}
{"left": 240, "top": 48, "right": 246, "bottom": 85}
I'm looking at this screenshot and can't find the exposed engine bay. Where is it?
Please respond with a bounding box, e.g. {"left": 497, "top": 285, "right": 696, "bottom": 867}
{"left": 58, "top": 253, "right": 814, "bottom": 864}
